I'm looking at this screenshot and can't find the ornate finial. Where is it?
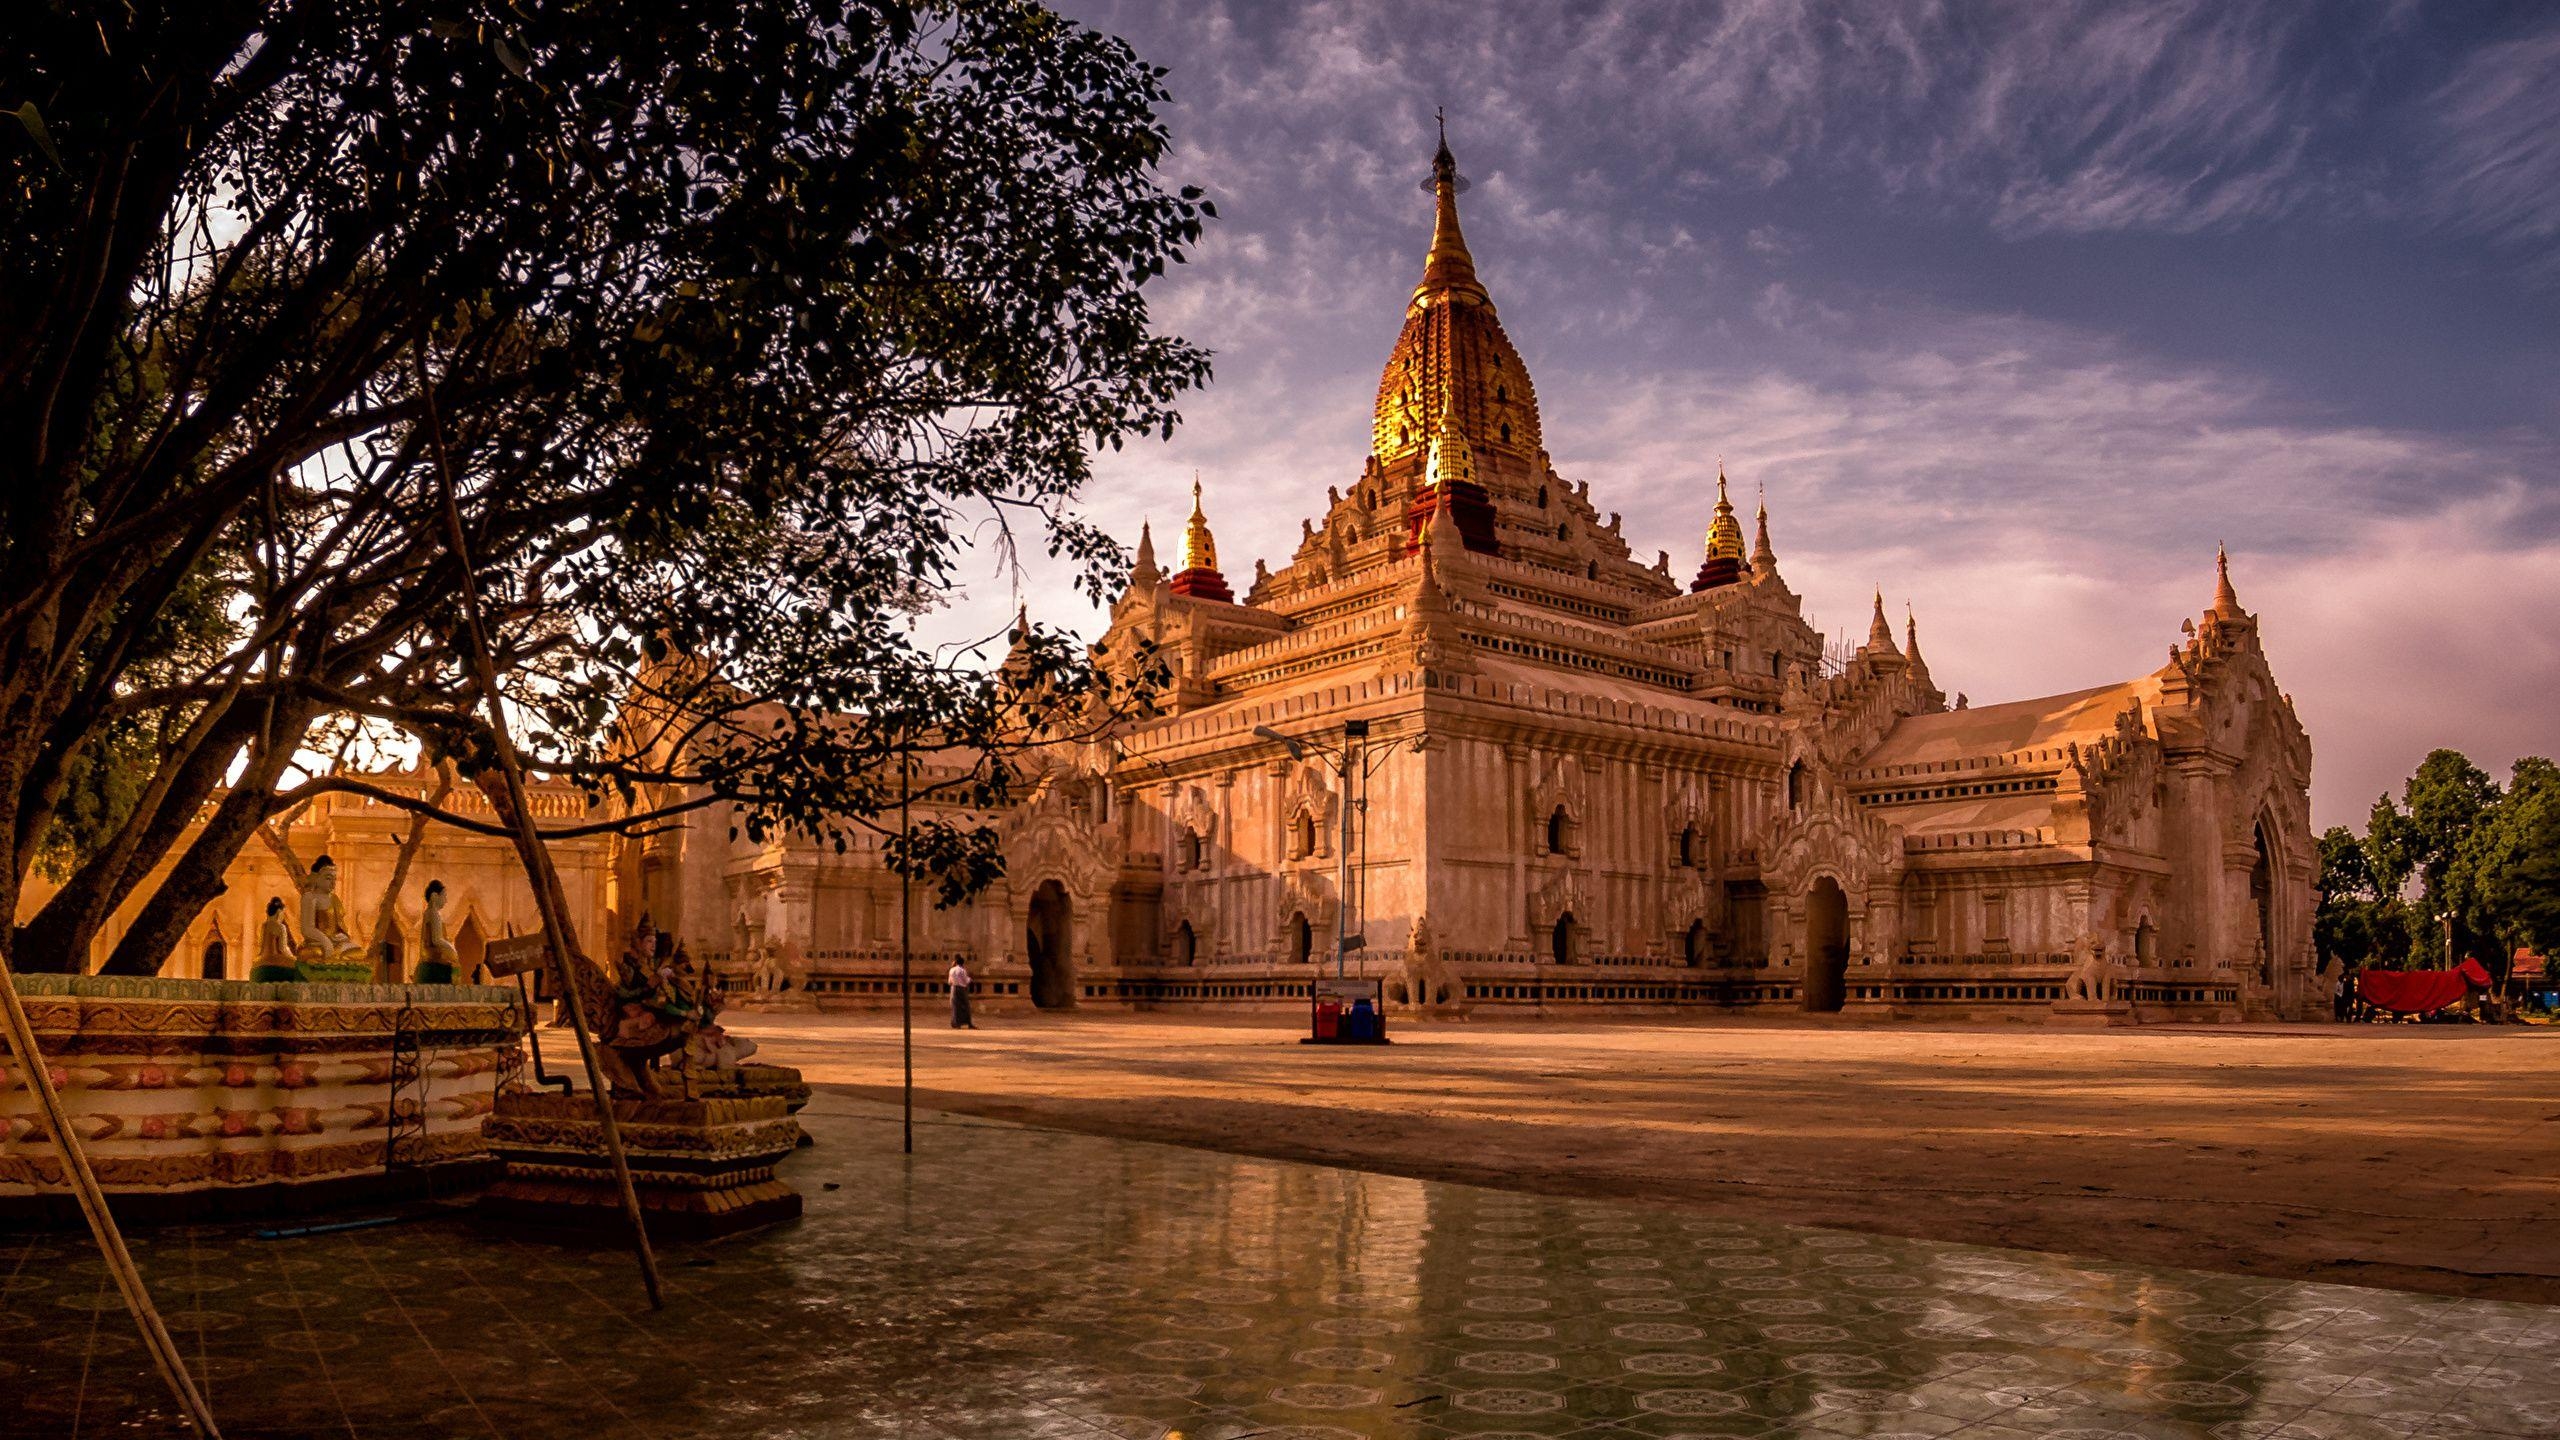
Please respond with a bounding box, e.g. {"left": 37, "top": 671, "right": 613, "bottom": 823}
{"left": 1867, "top": 589, "right": 1897, "bottom": 653}
{"left": 1169, "top": 475, "right": 1233, "bottom": 602}
{"left": 2212, "top": 543, "right": 2239, "bottom": 616}
{"left": 1181, "top": 474, "right": 1218, "bottom": 573}
{"left": 1703, "top": 469, "right": 1744, "bottom": 562}
{"left": 1750, "top": 481, "right": 1775, "bottom": 569}
{"left": 1414, "top": 117, "right": 1483, "bottom": 307}
{"left": 1133, "top": 519, "right": 1158, "bottom": 576}
{"left": 1904, "top": 604, "right": 1933, "bottom": 686}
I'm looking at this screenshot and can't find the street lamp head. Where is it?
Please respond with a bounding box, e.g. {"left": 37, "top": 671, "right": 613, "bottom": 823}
{"left": 1252, "top": 724, "right": 1306, "bottom": 760}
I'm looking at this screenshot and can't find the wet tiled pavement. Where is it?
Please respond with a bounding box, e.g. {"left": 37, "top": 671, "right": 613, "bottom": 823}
{"left": 6, "top": 1093, "right": 2555, "bottom": 1438}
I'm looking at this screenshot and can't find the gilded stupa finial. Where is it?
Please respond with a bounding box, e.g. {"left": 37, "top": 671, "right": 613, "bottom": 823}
{"left": 1703, "top": 466, "right": 1745, "bottom": 562}
{"left": 1414, "top": 115, "right": 1485, "bottom": 309}
{"left": 1868, "top": 589, "right": 1898, "bottom": 653}
{"left": 2212, "top": 543, "right": 2239, "bottom": 616}
{"left": 1181, "top": 473, "right": 1218, "bottom": 573}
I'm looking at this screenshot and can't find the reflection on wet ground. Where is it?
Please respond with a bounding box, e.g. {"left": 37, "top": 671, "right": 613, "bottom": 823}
{"left": 6, "top": 1093, "right": 2555, "bottom": 1438}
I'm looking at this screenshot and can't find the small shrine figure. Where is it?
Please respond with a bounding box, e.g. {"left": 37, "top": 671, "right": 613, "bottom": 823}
{"left": 604, "top": 920, "right": 698, "bottom": 1048}
{"left": 252, "top": 897, "right": 299, "bottom": 982}
{"left": 413, "top": 880, "right": 459, "bottom": 984}
{"left": 293, "top": 854, "right": 366, "bottom": 977}
{"left": 682, "top": 988, "right": 759, "bottom": 1071}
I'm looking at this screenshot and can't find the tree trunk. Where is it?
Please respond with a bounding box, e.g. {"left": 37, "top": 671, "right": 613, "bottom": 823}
{"left": 13, "top": 708, "right": 254, "bottom": 974}
{"left": 96, "top": 707, "right": 311, "bottom": 977}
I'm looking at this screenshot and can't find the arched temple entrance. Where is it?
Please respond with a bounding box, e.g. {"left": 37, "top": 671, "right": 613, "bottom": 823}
{"left": 1803, "top": 877, "right": 1849, "bottom": 1013}
{"left": 2250, "top": 823, "right": 2275, "bottom": 984}
{"left": 1026, "top": 880, "right": 1075, "bottom": 1009}
{"left": 1551, "top": 913, "right": 1577, "bottom": 967}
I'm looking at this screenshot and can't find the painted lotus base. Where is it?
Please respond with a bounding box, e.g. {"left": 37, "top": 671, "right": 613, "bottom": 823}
{"left": 0, "top": 973, "right": 521, "bottom": 1222}
{"left": 478, "top": 1090, "right": 803, "bottom": 1239}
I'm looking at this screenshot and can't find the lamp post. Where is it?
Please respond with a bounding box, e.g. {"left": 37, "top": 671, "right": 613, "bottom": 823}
{"left": 1255, "top": 718, "right": 1403, "bottom": 980}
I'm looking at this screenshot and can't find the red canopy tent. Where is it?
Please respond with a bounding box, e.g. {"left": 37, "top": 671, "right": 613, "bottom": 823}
{"left": 2357, "top": 959, "right": 2492, "bottom": 1016}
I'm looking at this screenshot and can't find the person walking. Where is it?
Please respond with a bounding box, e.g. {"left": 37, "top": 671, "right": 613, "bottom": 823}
{"left": 947, "top": 958, "right": 978, "bottom": 1029}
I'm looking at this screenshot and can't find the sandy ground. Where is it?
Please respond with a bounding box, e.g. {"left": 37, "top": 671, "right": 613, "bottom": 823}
{"left": 727, "top": 1007, "right": 2560, "bottom": 1305}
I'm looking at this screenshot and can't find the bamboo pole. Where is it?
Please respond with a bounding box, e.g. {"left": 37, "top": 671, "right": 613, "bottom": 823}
{"left": 900, "top": 755, "right": 913, "bottom": 1155}
{"left": 415, "top": 345, "right": 663, "bottom": 1310}
{"left": 0, "top": 961, "right": 222, "bottom": 1436}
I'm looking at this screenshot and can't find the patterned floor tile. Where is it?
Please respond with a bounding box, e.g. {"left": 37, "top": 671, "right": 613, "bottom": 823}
{"left": 7, "top": 1093, "right": 2552, "bottom": 1439}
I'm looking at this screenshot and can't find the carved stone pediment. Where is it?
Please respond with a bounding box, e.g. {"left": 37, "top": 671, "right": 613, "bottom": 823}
{"left": 1271, "top": 870, "right": 1339, "bottom": 959}
{"left": 1525, "top": 864, "right": 1588, "bottom": 933}
{"left": 1282, "top": 760, "right": 1340, "bottom": 861}
{"left": 1001, "top": 767, "right": 1120, "bottom": 909}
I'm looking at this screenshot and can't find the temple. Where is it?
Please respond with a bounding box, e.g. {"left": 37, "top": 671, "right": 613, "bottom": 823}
{"left": 621, "top": 132, "right": 2320, "bottom": 1024}
{"left": 57, "top": 135, "right": 2322, "bottom": 1024}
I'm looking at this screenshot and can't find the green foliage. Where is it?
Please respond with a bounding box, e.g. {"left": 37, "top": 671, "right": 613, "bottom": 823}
{"left": 2330, "top": 752, "right": 2559, "bottom": 978}
{"left": 2449, "top": 757, "right": 2560, "bottom": 969}
{"left": 2313, "top": 825, "right": 2393, "bottom": 973}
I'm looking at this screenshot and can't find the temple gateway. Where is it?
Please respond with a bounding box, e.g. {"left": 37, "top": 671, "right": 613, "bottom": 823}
{"left": 618, "top": 136, "right": 2320, "bottom": 1025}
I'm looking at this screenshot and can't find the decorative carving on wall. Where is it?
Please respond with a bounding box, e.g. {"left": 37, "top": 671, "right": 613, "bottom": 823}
{"left": 1270, "top": 869, "right": 1339, "bottom": 960}
{"left": 1281, "top": 760, "right": 1340, "bottom": 861}
{"left": 1000, "top": 766, "right": 1123, "bottom": 962}
{"left": 1530, "top": 754, "right": 1588, "bottom": 856}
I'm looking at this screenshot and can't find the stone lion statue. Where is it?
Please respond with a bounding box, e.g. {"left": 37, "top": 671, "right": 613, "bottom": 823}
{"left": 2063, "top": 934, "right": 2114, "bottom": 1002}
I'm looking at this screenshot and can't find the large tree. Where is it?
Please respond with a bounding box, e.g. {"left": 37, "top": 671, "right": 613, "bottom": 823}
{"left": 2365, "top": 748, "right": 2502, "bottom": 967}
{"left": 2449, "top": 757, "right": 2560, "bottom": 975}
{"left": 1, "top": 1, "right": 1203, "bottom": 975}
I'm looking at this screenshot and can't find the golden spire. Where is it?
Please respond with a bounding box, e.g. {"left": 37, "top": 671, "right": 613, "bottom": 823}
{"left": 1414, "top": 111, "right": 1487, "bottom": 310}
{"left": 1423, "top": 381, "right": 1477, "bottom": 491}
{"left": 1181, "top": 475, "right": 1218, "bottom": 572}
{"left": 1750, "top": 481, "right": 1776, "bottom": 570}
{"left": 2212, "top": 543, "right": 2240, "bottom": 616}
{"left": 1867, "top": 589, "right": 1898, "bottom": 653}
{"left": 1704, "top": 464, "right": 1745, "bottom": 562}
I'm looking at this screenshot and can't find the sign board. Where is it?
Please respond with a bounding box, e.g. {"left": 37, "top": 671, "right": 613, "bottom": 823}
{"left": 1312, "top": 976, "right": 1381, "bottom": 1006}
{"left": 481, "top": 932, "right": 552, "bottom": 979}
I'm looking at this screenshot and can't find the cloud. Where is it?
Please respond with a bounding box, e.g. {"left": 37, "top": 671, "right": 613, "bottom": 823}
{"left": 948, "top": 0, "right": 2560, "bottom": 837}
{"left": 2422, "top": 29, "right": 2560, "bottom": 253}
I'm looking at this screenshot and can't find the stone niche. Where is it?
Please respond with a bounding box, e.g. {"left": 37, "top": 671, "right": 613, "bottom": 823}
{"left": 0, "top": 972, "right": 522, "bottom": 1221}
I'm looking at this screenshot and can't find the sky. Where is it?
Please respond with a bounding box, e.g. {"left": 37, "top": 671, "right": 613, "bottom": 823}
{"left": 961, "top": 0, "right": 2560, "bottom": 832}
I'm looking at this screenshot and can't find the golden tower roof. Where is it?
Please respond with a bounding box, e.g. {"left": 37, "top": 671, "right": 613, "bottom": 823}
{"left": 1371, "top": 128, "right": 1542, "bottom": 467}
{"left": 1181, "top": 476, "right": 1218, "bottom": 573}
{"left": 1704, "top": 467, "right": 1746, "bottom": 562}
{"left": 1867, "top": 590, "right": 1899, "bottom": 653}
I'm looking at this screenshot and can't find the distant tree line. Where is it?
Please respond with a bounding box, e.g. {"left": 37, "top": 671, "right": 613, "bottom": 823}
{"left": 2316, "top": 750, "right": 2559, "bottom": 978}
